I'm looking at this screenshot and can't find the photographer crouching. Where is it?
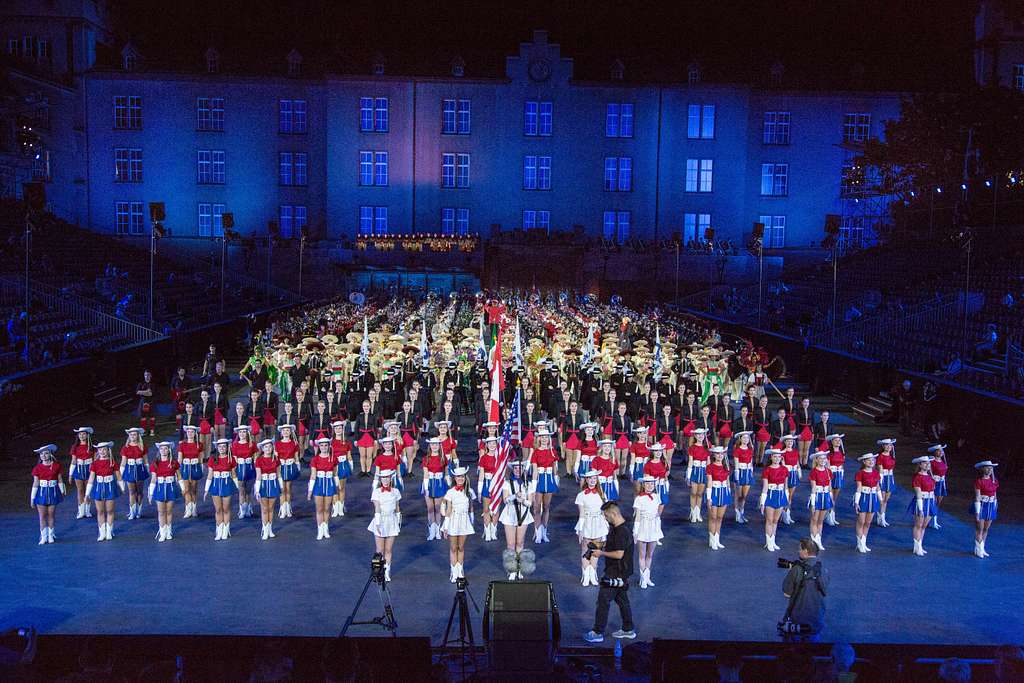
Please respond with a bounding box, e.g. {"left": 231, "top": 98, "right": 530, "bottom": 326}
{"left": 584, "top": 501, "right": 637, "bottom": 643}
{"left": 778, "top": 537, "right": 829, "bottom": 641}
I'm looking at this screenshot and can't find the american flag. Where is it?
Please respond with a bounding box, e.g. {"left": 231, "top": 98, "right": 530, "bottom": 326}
{"left": 652, "top": 324, "right": 663, "bottom": 381}
{"left": 489, "top": 388, "right": 521, "bottom": 515}
{"left": 420, "top": 319, "right": 430, "bottom": 367}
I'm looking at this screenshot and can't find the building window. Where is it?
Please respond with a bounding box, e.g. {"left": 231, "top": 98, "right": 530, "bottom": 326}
{"left": 687, "top": 104, "right": 715, "bottom": 139}
{"left": 442, "top": 99, "right": 471, "bottom": 134}
{"left": 683, "top": 213, "right": 711, "bottom": 243}
{"left": 1015, "top": 64, "right": 1024, "bottom": 91}
{"left": 359, "top": 151, "right": 387, "bottom": 186}
{"left": 523, "top": 155, "right": 551, "bottom": 190}
{"left": 759, "top": 214, "right": 786, "bottom": 248}
{"left": 5, "top": 39, "right": 16, "bottom": 56}
{"left": 279, "top": 205, "right": 307, "bottom": 239}
{"left": 524, "top": 101, "right": 553, "bottom": 136}
{"left": 441, "top": 207, "right": 470, "bottom": 235}
{"left": 602, "top": 211, "right": 630, "bottom": 241}
{"left": 359, "top": 206, "right": 388, "bottom": 235}
{"left": 522, "top": 210, "right": 551, "bottom": 232}
{"left": 197, "top": 150, "right": 225, "bottom": 184}
{"left": 760, "top": 163, "right": 788, "bottom": 196}
{"left": 360, "top": 97, "right": 388, "bottom": 132}
{"left": 197, "top": 97, "right": 224, "bottom": 131}
{"left": 843, "top": 113, "right": 871, "bottom": 143}
{"left": 604, "top": 157, "right": 632, "bottom": 191}
{"left": 443, "top": 153, "right": 469, "bottom": 188}
{"left": 685, "top": 158, "right": 713, "bottom": 192}
{"left": 114, "top": 148, "right": 142, "bottom": 182}
{"left": 763, "top": 111, "right": 790, "bottom": 145}
{"left": 279, "top": 151, "right": 308, "bottom": 186}
{"left": 279, "top": 99, "right": 307, "bottom": 134}
{"left": 605, "top": 103, "right": 634, "bottom": 138}
{"left": 839, "top": 215, "right": 865, "bottom": 248}
{"left": 198, "top": 202, "right": 226, "bottom": 237}
{"left": 113, "top": 95, "right": 142, "bottom": 130}
{"left": 115, "top": 201, "right": 143, "bottom": 235}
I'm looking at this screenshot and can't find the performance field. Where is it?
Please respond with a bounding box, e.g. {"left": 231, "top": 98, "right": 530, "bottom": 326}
{"left": 2, "top": 294, "right": 1021, "bottom": 652}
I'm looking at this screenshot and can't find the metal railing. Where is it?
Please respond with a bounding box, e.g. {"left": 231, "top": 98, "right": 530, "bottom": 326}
{"left": 0, "top": 277, "right": 165, "bottom": 346}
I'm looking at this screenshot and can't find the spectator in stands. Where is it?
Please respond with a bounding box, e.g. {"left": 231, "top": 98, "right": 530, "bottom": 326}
{"left": 942, "top": 352, "right": 963, "bottom": 377}
{"left": 937, "top": 657, "right": 971, "bottom": 682}
{"left": 830, "top": 642, "right": 857, "bottom": 683}
{"left": 6, "top": 311, "right": 26, "bottom": 356}
{"left": 975, "top": 324, "right": 998, "bottom": 359}
{"left": 1004, "top": 291, "right": 1015, "bottom": 308}
{"left": 716, "top": 650, "right": 744, "bottom": 683}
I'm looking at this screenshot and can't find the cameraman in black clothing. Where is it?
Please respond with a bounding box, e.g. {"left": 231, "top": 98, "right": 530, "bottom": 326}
{"left": 584, "top": 501, "right": 637, "bottom": 643}
{"left": 779, "top": 537, "right": 829, "bottom": 641}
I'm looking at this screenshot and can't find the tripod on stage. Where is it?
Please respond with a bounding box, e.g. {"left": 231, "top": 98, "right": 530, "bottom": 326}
{"left": 340, "top": 553, "right": 398, "bottom": 637}
{"left": 442, "top": 576, "right": 480, "bottom": 678}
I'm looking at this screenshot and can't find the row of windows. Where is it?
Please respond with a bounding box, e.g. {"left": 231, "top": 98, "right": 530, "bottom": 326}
{"left": 115, "top": 201, "right": 788, "bottom": 246}
{"left": 5, "top": 36, "right": 50, "bottom": 62}
{"left": 113, "top": 146, "right": 790, "bottom": 196}
{"left": 112, "top": 95, "right": 874, "bottom": 146}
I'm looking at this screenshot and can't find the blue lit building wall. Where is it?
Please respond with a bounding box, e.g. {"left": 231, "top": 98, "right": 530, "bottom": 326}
{"left": 81, "top": 31, "right": 903, "bottom": 249}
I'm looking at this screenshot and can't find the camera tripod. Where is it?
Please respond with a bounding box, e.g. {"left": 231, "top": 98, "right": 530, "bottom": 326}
{"left": 442, "top": 577, "right": 480, "bottom": 677}
{"left": 340, "top": 559, "right": 398, "bottom": 637}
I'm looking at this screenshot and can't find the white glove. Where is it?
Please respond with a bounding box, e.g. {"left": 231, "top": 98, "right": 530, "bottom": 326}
{"left": 974, "top": 501, "right": 981, "bottom": 517}
{"left": 254, "top": 485, "right": 261, "bottom": 500}
{"left": 120, "top": 463, "right": 126, "bottom": 477}
{"left": 148, "top": 482, "right": 156, "bottom": 500}
{"left": 85, "top": 482, "right": 93, "bottom": 499}
{"left": 798, "top": 467, "right": 804, "bottom": 481}
{"left": 30, "top": 486, "right": 37, "bottom": 508}
{"left": 58, "top": 480, "right": 66, "bottom": 495}
{"left": 396, "top": 512, "right": 402, "bottom": 529}
{"left": 178, "top": 479, "right": 187, "bottom": 493}
{"left": 307, "top": 478, "right": 315, "bottom": 499}
{"left": 685, "top": 467, "right": 692, "bottom": 482}
{"left": 916, "top": 497, "right": 923, "bottom": 515}
{"left": 203, "top": 477, "right": 212, "bottom": 500}
{"left": 759, "top": 493, "right": 767, "bottom": 513}
{"left": 853, "top": 491, "right": 861, "bottom": 513}
{"left": 118, "top": 480, "right": 127, "bottom": 493}
{"left": 705, "top": 487, "right": 712, "bottom": 503}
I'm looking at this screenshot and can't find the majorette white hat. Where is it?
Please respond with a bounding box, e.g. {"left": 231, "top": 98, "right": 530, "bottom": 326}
{"left": 734, "top": 430, "right": 753, "bottom": 438}
{"left": 234, "top": 425, "right": 250, "bottom": 433}
{"left": 640, "top": 475, "right": 657, "bottom": 483}
{"left": 315, "top": 436, "right": 331, "bottom": 445}
{"left": 182, "top": 424, "right": 198, "bottom": 432}
{"left": 154, "top": 441, "right": 173, "bottom": 449}
{"left": 427, "top": 436, "right": 443, "bottom": 445}
{"left": 927, "top": 444, "right": 947, "bottom": 452}
{"left": 580, "top": 422, "right": 598, "bottom": 430}
{"left": 125, "top": 427, "right": 145, "bottom": 435}
{"left": 633, "top": 425, "right": 648, "bottom": 433}
{"left": 276, "top": 423, "right": 294, "bottom": 431}
{"left": 974, "top": 460, "right": 998, "bottom": 469}
{"left": 378, "top": 469, "right": 395, "bottom": 478}
{"left": 709, "top": 445, "right": 727, "bottom": 454}
{"left": 877, "top": 438, "right": 897, "bottom": 445}
{"left": 692, "top": 428, "right": 708, "bottom": 435}
{"left": 331, "top": 420, "right": 346, "bottom": 428}
{"left": 911, "top": 455, "right": 933, "bottom": 464}
{"left": 826, "top": 433, "right": 845, "bottom": 441}
{"left": 597, "top": 438, "right": 615, "bottom": 446}
{"left": 73, "top": 427, "right": 94, "bottom": 434}
{"left": 482, "top": 421, "right": 499, "bottom": 428}
{"left": 648, "top": 442, "right": 665, "bottom": 451}
{"left": 95, "top": 441, "right": 114, "bottom": 449}
{"left": 451, "top": 466, "right": 469, "bottom": 476}
{"left": 536, "top": 428, "right": 551, "bottom": 437}
{"left": 483, "top": 436, "right": 499, "bottom": 444}
{"left": 214, "top": 437, "right": 231, "bottom": 446}
{"left": 780, "top": 433, "right": 797, "bottom": 441}
{"left": 811, "top": 450, "right": 829, "bottom": 459}
{"left": 381, "top": 420, "right": 398, "bottom": 428}
{"left": 34, "top": 444, "right": 58, "bottom": 454}
{"left": 583, "top": 469, "right": 601, "bottom": 478}
{"left": 857, "top": 453, "right": 876, "bottom": 461}
{"left": 257, "top": 438, "right": 275, "bottom": 448}
{"left": 764, "top": 448, "right": 783, "bottom": 456}
{"left": 435, "top": 420, "right": 452, "bottom": 427}
{"left": 378, "top": 436, "right": 395, "bottom": 444}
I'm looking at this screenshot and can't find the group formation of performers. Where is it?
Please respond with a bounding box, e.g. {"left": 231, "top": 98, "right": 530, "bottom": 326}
{"left": 30, "top": 375, "right": 1002, "bottom": 584}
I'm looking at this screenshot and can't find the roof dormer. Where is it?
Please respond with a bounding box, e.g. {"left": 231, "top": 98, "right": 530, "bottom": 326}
{"left": 121, "top": 42, "right": 141, "bottom": 72}
{"left": 205, "top": 47, "right": 220, "bottom": 74}
{"left": 372, "top": 52, "right": 386, "bottom": 76}
{"left": 286, "top": 49, "right": 302, "bottom": 76}
{"left": 451, "top": 55, "right": 465, "bottom": 78}
{"left": 610, "top": 58, "right": 625, "bottom": 81}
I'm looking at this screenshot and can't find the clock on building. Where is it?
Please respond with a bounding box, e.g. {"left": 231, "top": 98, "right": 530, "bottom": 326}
{"left": 528, "top": 59, "right": 551, "bottom": 82}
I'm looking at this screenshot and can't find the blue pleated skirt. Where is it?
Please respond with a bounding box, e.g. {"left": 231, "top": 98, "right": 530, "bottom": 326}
{"left": 536, "top": 473, "right": 559, "bottom": 493}
{"left": 786, "top": 468, "right": 800, "bottom": 489}
{"left": 880, "top": 473, "right": 895, "bottom": 493}
{"left": 91, "top": 480, "right": 120, "bottom": 501}
{"left": 733, "top": 468, "right": 754, "bottom": 486}
{"left": 423, "top": 477, "right": 448, "bottom": 498}
{"left": 857, "top": 492, "right": 880, "bottom": 513}
{"left": 33, "top": 486, "right": 63, "bottom": 506}
{"left": 312, "top": 477, "right": 336, "bottom": 497}
{"left": 934, "top": 479, "right": 948, "bottom": 497}
{"left": 121, "top": 462, "right": 150, "bottom": 483}
{"left": 236, "top": 462, "right": 256, "bottom": 482}
{"left": 153, "top": 481, "right": 181, "bottom": 502}
{"left": 258, "top": 479, "right": 282, "bottom": 499}
{"left": 479, "top": 477, "right": 492, "bottom": 499}
{"left": 180, "top": 463, "right": 204, "bottom": 481}
{"left": 710, "top": 486, "right": 733, "bottom": 507}
{"left": 280, "top": 462, "right": 300, "bottom": 481}
{"left": 977, "top": 500, "right": 997, "bottom": 521}
{"left": 657, "top": 483, "right": 670, "bottom": 505}
{"left": 689, "top": 464, "right": 707, "bottom": 485}
{"left": 810, "top": 491, "right": 834, "bottom": 511}
{"left": 601, "top": 481, "right": 619, "bottom": 501}
{"left": 209, "top": 477, "right": 237, "bottom": 498}
{"left": 577, "top": 457, "right": 594, "bottom": 478}
{"left": 765, "top": 488, "right": 788, "bottom": 509}
{"left": 829, "top": 470, "right": 844, "bottom": 490}
{"left": 70, "top": 462, "right": 91, "bottom": 481}
{"left": 336, "top": 459, "right": 352, "bottom": 480}
{"left": 908, "top": 497, "right": 938, "bottom": 517}
{"left": 631, "top": 462, "right": 646, "bottom": 481}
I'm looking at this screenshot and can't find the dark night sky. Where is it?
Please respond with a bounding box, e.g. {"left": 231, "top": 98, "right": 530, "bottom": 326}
{"left": 112, "top": 0, "right": 976, "bottom": 90}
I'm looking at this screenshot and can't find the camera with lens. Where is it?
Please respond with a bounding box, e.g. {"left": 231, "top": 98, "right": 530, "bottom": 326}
{"left": 583, "top": 541, "right": 600, "bottom": 561}
{"left": 600, "top": 577, "right": 625, "bottom": 588}
{"left": 455, "top": 577, "right": 468, "bottom": 591}
{"left": 777, "top": 618, "right": 813, "bottom": 636}
{"left": 370, "top": 552, "right": 386, "bottom": 582}
{"left": 777, "top": 558, "right": 797, "bottom": 569}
